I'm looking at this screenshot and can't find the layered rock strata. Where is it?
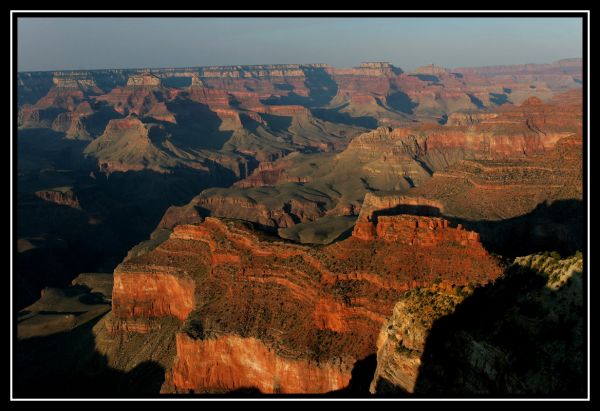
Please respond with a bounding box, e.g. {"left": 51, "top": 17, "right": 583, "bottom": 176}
{"left": 111, "top": 215, "right": 502, "bottom": 393}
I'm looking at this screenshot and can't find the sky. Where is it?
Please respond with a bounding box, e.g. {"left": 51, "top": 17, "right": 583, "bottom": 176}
{"left": 17, "top": 16, "right": 583, "bottom": 72}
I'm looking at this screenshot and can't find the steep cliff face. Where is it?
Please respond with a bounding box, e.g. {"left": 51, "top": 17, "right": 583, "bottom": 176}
{"left": 111, "top": 214, "right": 502, "bottom": 394}
{"left": 186, "top": 86, "right": 243, "bottom": 130}
{"left": 451, "top": 59, "right": 582, "bottom": 104}
{"left": 185, "top": 81, "right": 312, "bottom": 132}
{"left": 357, "top": 131, "right": 582, "bottom": 258}
{"left": 355, "top": 215, "right": 481, "bottom": 248}
{"left": 384, "top": 90, "right": 580, "bottom": 161}
{"left": 111, "top": 271, "right": 195, "bottom": 333}
{"left": 17, "top": 61, "right": 582, "bottom": 133}
{"left": 195, "top": 126, "right": 456, "bottom": 232}
{"left": 198, "top": 64, "right": 311, "bottom": 97}
{"left": 341, "top": 88, "right": 580, "bottom": 172}
{"left": 339, "top": 127, "right": 461, "bottom": 180}
{"left": 167, "top": 334, "right": 350, "bottom": 393}
{"left": 349, "top": 91, "right": 582, "bottom": 226}
{"left": 356, "top": 193, "right": 445, "bottom": 224}
{"left": 370, "top": 287, "right": 464, "bottom": 393}
{"left": 405, "top": 132, "right": 583, "bottom": 223}
{"left": 16, "top": 61, "right": 583, "bottom": 397}
{"left": 371, "top": 252, "right": 584, "bottom": 395}
{"left": 94, "top": 77, "right": 176, "bottom": 123}
{"left": 34, "top": 74, "right": 100, "bottom": 109}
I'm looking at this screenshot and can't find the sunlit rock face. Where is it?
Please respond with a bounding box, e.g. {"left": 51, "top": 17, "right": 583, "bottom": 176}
{"left": 112, "top": 215, "right": 501, "bottom": 393}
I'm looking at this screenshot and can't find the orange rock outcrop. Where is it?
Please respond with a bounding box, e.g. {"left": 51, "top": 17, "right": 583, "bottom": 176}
{"left": 111, "top": 214, "right": 502, "bottom": 393}
{"left": 34, "top": 188, "right": 81, "bottom": 209}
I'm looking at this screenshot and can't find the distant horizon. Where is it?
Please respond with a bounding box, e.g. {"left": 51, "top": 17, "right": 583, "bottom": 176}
{"left": 16, "top": 57, "right": 583, "bottom": 74}
{"left": 17, "top": 17, "right": 583, "bottom": 72}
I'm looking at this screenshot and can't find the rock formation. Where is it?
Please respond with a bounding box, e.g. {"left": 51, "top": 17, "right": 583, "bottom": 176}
{"left": 34, "top": 187, "right": 81, "bottom": 209}
{"left": 232, "top": 157, "right": 311, "bottom": 188}
{"left": 370, "top": 286, "right": 464, "bottom": 393}
{"left": 94, "top": 80, "right": 176, "bottom": 123}
{"left": 110, "top": 213, "right": 502, "bottom": 393}
{"left": 371, "top": 252, "right": 584, "bottom": 395}
{"left": 182, "top": 89, "right": 581, "bottom": 243}
{"left": 15, "top": 59, "right": 584, "bottom": 396}
{"left": 83, "top": 115, "right": 175, "bottom": 173}
{"left": 126, "top": 73, "right": 162, "bottom": 87}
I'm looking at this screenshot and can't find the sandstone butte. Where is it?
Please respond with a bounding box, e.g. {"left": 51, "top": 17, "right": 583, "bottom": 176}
{"left": 111, "top": 202, "right": 503, "bottom": 393}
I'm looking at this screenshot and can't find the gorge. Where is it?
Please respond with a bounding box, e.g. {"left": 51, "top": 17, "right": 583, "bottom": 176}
{"left": 15, "top": 58, "right": 585, "bottom": 397}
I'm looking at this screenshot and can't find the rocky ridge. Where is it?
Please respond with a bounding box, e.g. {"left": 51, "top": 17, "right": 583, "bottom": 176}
{"left": 110, "top": 213, "right": 502, "bottom": 393}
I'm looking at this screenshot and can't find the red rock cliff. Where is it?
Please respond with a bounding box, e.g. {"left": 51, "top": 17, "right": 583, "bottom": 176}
{"left": 112, "top": 215, "right": 502, "bottom": 393}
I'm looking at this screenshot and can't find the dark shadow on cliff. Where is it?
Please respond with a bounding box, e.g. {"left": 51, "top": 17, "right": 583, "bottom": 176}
{"left": 408, "top": 257, "right": 586, "bottom": 397}
{"left": 371, "top": 378, "right": 411, "bottom": 397}
{"left": 372, "top": 204, "right": 441, "bottom": 221}
{"left": 164, "top": 98, "right": 233, "bottom": 150}
{"left": 304, "top": 68, "right": 338, "bottom": 107}
{"left": 261, "top": 92, "right": 311, "bottom": 107}
{"left": 260, "top": 113, "right": 293, "bottom": 132}
{"left": 312, "top": 105, "right": 378, "bottom": 129}
{"left": 490, "top": 92, "right": 510, "bottom": 106}
{"left": 387, "top": 91, "right": 418, "bottom": 115}
{"left": 359, "top": 199, "right": 582, "bottom": 259}
{"left": 17, "top": 128, "right": 94, "bottom": 171}
{"left": 447, "top": 199, "right": 583, "bottom": 258}
{"left": 14, "top": 314, "right": 167, "bottom": 397}
{"left": 468, "top": 94, "right": 486, "bottom": 109}
{"left": 239, "top": 113, "right": 262, "bottom": 134}
{"left": 329, "top": 225, "right": 356, "bottom": 244}
{"left": 325, "top": 354, "right": 378, "bottom": 396}
{"left": 410, "top": 74, "right": 441, "bottom": 83}
{"left": 16, "top": 165, "right": 238, "bottom": 309}
{"left": 84, "top": 104, "right": 123, "bottom": 137}
{"left": 261, "top": 68, "right": 339, "bottom": 109}
{"left": 18, "top": 76, "right": 54, "bottom": 106}
{"left": 162, "top": 77, "right": 192, "bottom": 89}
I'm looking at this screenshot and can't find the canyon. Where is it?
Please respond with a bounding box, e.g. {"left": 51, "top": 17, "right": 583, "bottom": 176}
{"left": 112, "top": 214, "right": 502, "bottom": 393}
{"left": 15, "top": 59, "right": 584, "bottom": 397}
